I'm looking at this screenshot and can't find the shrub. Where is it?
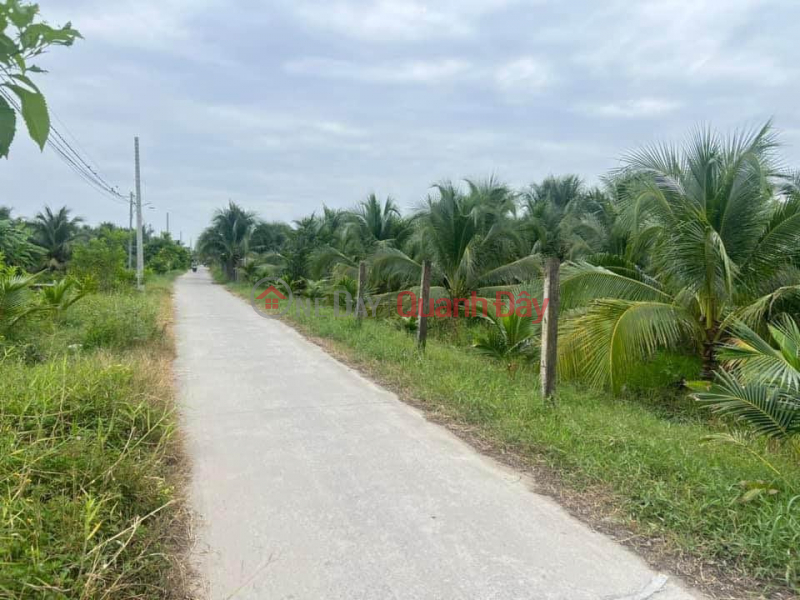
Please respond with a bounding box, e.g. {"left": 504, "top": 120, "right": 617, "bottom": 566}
{"left": 145, "top": 236, "right": 191, "bottom": 274}
{"left": 69, "top": 238, "right": 129, "bottom": 292}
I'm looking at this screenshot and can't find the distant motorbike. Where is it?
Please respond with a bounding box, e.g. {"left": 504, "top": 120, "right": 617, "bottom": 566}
{"left": 192, "top": 264, "right": 198, "bottom": 273}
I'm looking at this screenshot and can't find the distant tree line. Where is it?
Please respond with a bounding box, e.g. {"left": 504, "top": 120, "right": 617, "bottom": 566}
{"left": 0, "top": 204, "right": 191, "bottom": 290}
{"left": 198, "top": 123, "right": 800, "bottom": 441}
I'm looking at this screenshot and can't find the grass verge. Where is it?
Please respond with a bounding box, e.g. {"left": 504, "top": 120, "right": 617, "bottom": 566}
{"left": 224, "top": 277, "right": 800, "bottom": 599}
{"left": 0, "top": 273, "right": 190, "bottom": 599}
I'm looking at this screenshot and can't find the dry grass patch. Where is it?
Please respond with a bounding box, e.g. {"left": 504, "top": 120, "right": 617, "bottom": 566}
{"left": 0, "top": 274, "right": 192, "bottom": 599}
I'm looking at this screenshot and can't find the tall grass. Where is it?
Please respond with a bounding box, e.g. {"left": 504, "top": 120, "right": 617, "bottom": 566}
{"left": 225, "top": 277, "right": 800, "bottom": 594}
{"left": 0, "top": 274, "right": 186, "bottom": 599}
{"left": 65, "top": 293, "right": 162, "bottom": 349}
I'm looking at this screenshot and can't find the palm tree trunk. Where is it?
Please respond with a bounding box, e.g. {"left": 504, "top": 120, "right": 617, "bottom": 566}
{"left": 701, "top": 323, "right": 720, "bottom": 380}
{"left": 540, "top": 256, "right": 560, "bottom": 401}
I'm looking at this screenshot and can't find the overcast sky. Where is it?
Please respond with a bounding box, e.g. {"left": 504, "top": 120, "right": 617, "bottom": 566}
{"left": 1, "top": 0, "right": 798, "bottom": 245}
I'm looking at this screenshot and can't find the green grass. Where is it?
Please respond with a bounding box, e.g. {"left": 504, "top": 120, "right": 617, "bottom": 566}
{"left": 229, "top": 277, "right": 800, "bottom": 594}
{"left": 0, "top": 274, "right": 186, "bottom": 599}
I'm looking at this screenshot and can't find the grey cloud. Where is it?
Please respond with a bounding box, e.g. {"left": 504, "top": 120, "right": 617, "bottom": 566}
{"left": 285, "top": 57, "right": 473, "bottom": 84}
{"left": 1, "top": 0, "right": 798, "bottom": 246}
{"left": 287, "top": 0, "right": 526, "bottom": 41}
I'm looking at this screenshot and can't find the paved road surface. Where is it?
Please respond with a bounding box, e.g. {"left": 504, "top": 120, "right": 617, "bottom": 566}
{"left": 174, "top": 269, "right": 703, "bottom": 600}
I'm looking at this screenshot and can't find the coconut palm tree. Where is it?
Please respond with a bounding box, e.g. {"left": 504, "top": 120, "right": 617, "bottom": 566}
{"left": 473, "top": 311, "right": 538, "bottom": 362}
{"left": 559, "top": 122, "right": 800, "bottom": 391}
{"left": 198, "top": 201, "right": 256, "bottom": 280}
{"left": 250, "top": 221, "right": 291, "bottom": 254}
{"left": 310, "top": 194, "right": 415, "bottom": 285}
{"left": 39, "top": 277, "right": 86, "bottom": 317}
{"left": 372, "top": 179, "right": 540, "bottom": 302}
{"left": 521, "top": 175, "right": 599, "bottom": 399}
{"left": 32, "top": 206, "right": 83, "bottom": 269}
{"left": 352, "top": 193, "right": 413, "bottom": 245}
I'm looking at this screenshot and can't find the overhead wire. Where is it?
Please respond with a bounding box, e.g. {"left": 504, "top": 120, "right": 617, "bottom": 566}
{"left": 0, "top": 82, "right": 129, "bottom": 206}
{"left": 2, "top": 78, "right": 205, "bottom": 237}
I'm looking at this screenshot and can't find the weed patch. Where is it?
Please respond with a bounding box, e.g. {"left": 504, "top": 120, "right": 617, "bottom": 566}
{"left": 0, "top": 274, "right": 188, "bottom": 599}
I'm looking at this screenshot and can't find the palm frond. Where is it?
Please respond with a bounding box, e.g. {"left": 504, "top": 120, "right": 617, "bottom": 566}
{"left": 310, "top": 245, "right": 357, "bottom": 279}
{"left": 0, "top": 271, "right": 40, "bottom": 327}
{"left": 741, "top": 194, "right": 800, "bottom": 280}
{"left": 39, "top": 277, "right": 86, "bottom": 313}
{"left": 476, "top": 255, "right": 542, "bottom": 287}
{"left": 721, "top": 317, "right": 800, "bottom": 391}
{"left": 733, "top": 284, "right": 800, "bottom": 328}
{"left": 371, "top": 248, "right": 422, "bottom": 287}
{"left": 559, "top": 299, "right": 698, "bottom": 391}
{"left": 691, "top": 371, "right": 800, "bottom": 440}
{"left": 560, "top": 261, "right": 672, "bottom": 310}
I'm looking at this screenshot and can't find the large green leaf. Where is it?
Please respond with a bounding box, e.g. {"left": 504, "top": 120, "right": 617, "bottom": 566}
{"left": 20, "top": 22, "right": 83, "bottom": 49}
{"left": 0, "top": 93, "right": 16, "bottom": 158}
{"left": 6, "top": 0, "right": 38, "bottom": 28}
{"left": 0, "top": 33, "right": 17, "bottom": 59}
{"left": 6, "top": 83, "right": 49, "bottom": 150}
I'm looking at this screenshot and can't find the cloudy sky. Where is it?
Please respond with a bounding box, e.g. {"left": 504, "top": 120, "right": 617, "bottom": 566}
{"left": 1, "top": 0, "right": 798, "bottom": 245}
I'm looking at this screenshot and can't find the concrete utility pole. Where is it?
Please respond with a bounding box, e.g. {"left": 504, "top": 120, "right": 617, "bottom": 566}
{"left": 128, "top": 192, "right": 134, "bottom": 269}
{"left": 417, "top": 260, "right": 432, "bottom": 350}
{"left": 540, "top": 256, "right": 560, "bottom": 401}
{"left": 166, "top": 212, "right": 170, "bottom": 236}
{"left": 134, "top": 137, "right": 144, "bottom": 291}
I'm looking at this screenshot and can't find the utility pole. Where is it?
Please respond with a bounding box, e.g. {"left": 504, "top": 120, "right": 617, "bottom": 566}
{"left": 135, "top": 137, "right": 144, "bottom": 291}
{"left": 127, "top": 192, "right": 134, "bottom": 269}
{"left": 166, "top": 212, "right": 170, "bottom": 236}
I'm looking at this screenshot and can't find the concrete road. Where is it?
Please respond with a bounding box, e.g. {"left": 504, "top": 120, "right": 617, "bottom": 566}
{"left": 174, "top": 269, "right": 703, "bottom": 600}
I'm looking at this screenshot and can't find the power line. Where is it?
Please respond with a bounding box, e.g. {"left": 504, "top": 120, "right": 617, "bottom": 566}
{"left": 0, "top": 84, "right": 128, "bottom": 206}
{"left": 51, "top": 108, "right": 104, "bottom": 176}
{"left": 3, "top": 82, "right": 209, "bottom": 233}
{"left": 42, "top": 125, "right": 127, "bottom": 204}
{"left": 49, "top": 126, "right": 124, "bottom": 197}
